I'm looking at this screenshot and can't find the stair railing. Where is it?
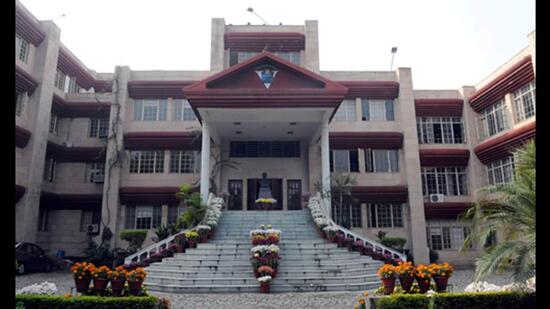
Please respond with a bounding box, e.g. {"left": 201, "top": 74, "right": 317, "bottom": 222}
{"left": 124, "top": 193, "right": 222, "bottom": 264}
{"left": 311, "top": 193, "right": 407, "bottom": 262}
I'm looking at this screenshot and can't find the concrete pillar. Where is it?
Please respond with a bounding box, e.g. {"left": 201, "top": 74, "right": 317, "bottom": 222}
{"left": 304, "top": 20, "right": 320, "bottom": 73}
{"left": 99, "top": 66, "right": 130, "bottom": 248}
{"left": 210, "top": 18, "right": 226, "bottom": 72}
{"left": 200, "top": 121, "right": 211, "bottom": 202}
{"left": 396, "top": 67, "right": 429, "bottom": 264}
{"left": 16, "top": 21, "right": 61, "bottom": 243}
{"left": 321, "top": 122, "right": 331, "bottom": 217}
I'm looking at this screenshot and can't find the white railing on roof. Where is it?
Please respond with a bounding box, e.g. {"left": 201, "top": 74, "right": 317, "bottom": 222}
{"left": 124, "top": 193, "right": 219, "bottom": 264}
{"left": 312, "top": 193, "right": 407, "bottom": 261}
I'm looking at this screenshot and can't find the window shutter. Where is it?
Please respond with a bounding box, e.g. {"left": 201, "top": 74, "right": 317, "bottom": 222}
{"left": 361, "top": 100, "right": 370, "bottom": 121}
{"left": 349, "top": 149, "right": 359, "bottom": 172}
{"left": 133, "top": 100, "right": 142, "bottom": 121}
{"left": 385, "top": 100, "right": 394, "bottom": 120}
{"left": 159, "top": 100, "right": 167, "bottom": 120}
{"left": 173, "top": 100, "right": 182, "bottom": 121}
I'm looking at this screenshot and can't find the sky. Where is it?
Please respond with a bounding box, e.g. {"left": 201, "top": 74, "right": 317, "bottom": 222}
{"left": 19, "top": 0, "right": 535, "bottom": 89}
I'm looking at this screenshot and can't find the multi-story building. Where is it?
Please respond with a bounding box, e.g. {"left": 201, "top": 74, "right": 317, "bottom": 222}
{"left": 15, "top": 0, "right": 535, "bottom": 265}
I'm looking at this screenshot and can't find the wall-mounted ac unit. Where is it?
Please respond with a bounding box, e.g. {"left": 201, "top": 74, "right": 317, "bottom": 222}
{"left": 92, "top": 174, "right": 104, "bottom": 183}
{"left": 86, "top": 224, "right": 99, "bottom": 234}
{"left": 429, "top": 194, "right": 445, "bottom": 203}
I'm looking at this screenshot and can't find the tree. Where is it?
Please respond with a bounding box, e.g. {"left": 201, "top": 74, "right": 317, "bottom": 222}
{"left": 175, "top": 183, "right": 207, "bottom": 229}
{"left": 461, "top": 140, "right": 535, "bottom": 282}
{"left": 315, "top": 173, "right": 358, "bottom": 228}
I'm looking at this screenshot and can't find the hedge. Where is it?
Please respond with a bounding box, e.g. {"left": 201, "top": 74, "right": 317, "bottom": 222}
{"left": 375, "top": 291, "right": 536, "bottom": 309}
{"left": 15, "top": 294, "right": 161, "bottom": 309}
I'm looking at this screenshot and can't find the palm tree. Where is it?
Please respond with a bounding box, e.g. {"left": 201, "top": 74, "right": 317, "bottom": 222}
{"left": 461, "top": 140, "right": 535, "bottom": 282}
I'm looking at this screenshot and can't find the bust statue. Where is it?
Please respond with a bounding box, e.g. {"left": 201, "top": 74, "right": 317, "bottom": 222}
{"left": 257, "top": 172, "right": 273, "bottom": 199}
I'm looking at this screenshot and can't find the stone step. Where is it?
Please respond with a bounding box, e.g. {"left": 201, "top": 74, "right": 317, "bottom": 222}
{"left": 145, "top": 267, "right": 380, "bottom": 278}
{"left": 169, "top": 253, "right": 366, "bottom": 262}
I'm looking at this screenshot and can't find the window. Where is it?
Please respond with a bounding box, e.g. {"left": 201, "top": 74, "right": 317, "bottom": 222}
{"left": 89, "top": 118, "right": 109, "bottom": 138}
{"left": 330, "top": 149, "right": 359, "bottom": 173}
{"left": 125, "top": 205, "right": 162, "bottom": 230}
{"left": 334, "top": 100, "right": 356, "bottom": 121}
{"left": 87, "top": 163, "right": 105, "bottom": 183}
{"left": 135, "top": 206, "right": 153, "bottom": 229}
{"left": 129, "top": 151, "right": 164, "bottom": 173}
{"left": 365, "top": 149, "right": 399, "bottom": 172}
{"left": 173, "top": 100, "right": 197, "bottom": 121}
{"left": 332, "top": 202, "right": 362, "bottom": 228}
{"left": 228, "top": 180, "right": 243, "bottom": 211}
{"left": 230, "top": 141, "right": 300, "bottom": 157}
{"left": 169, "top": 150, "right": 201, "bottom": 173}
{"left": 513, "top": 81, "right": 536, "bottom": 122}
{"left": 273, "top": 51, "right": 301, "bottom": 65}
{"left": 287, "top": 180, "right": 302, "bottom": 210}
{"left": 487, "top": 156, "right": 515, "bottom": 185}
{"left": 368, "top": 203, "right": 403, "bottom": 228}
{"left": 67, "top": 77, "right": 81, "bottom": 94}
{"left": 421, "top": 167, "right": 468, "bottom": 196}
{"left": 37, "top": 208, "right": 49, "bottom": 232}
{"left": 417, "top": 117, "right": 464, "bottom": 144}
{"left": 49, "top": 113, "right": 58, "bottom": 134}
{"left": 479, "top": 100, "right": 509, "bottom": 139}
{"left": 427, "top": 220, "right": 473, "bottom": 250}
{"left": 16, "top": 34, "right": 29, "bottom": 63}
{"left": 167, "top": 205, "right": 184, "bottom": 225}
{"left": 79, "top": 210, "right": 100, "bottom": 232}
{"left": 361, "top": 99, "right": 394, "bottom": 121}
{"left": 43, "top": 158, "right": 56, "bottom": 182}
{"left": 133, "top": 100, "right": 167, "bottom": 121}
{"left": 54, "top": 69, "right": 66, "bottom": 91}
{"left": 231, "top": 51, "right": 301, "bottom": 65}
{"left": 237, "top": 51, "right": 258, "bottom": 63}
{"left": 16, "top": 92, "right": 27, "bottom": 116}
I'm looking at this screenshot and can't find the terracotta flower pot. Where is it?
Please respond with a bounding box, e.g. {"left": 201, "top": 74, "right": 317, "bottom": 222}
{"left": 272, "top": 268, "right": 278, "bottom": 278}
{"left": 188, "top": 240, "right": 197, "bottom": 248}
{"left": 381, "top": 277, "right": 396, "bottom": 295}
{"left": 110, "top": 279, "right": 125, "bottom": 296}
{"left": 399, "top": 275, "right": 414, "bottom": 293}
{"left": 327, "top": 235, "right": 336, "bottom": 243}
{"left": 201, "top": 235, "right": 208, "bottom": 243}
{"left": 260, "top": 282, "right": 270, "bottom": 293}
{"left": 176, "top": 244, "right": 185, "bottom": 253}
{"left": 433, "top": 276, "right": 449, "bottom": 292}
{"left": 128, "top": 281, "right": 143, "bottom": 296}
{"left": 416, "top": 277, "right": 431, "bottom": 293}
{"left": 93, "top": 278, "right": 109, "bottom": 295}
{"left": 74, "top": 276, "right": 92, "bottom": 293}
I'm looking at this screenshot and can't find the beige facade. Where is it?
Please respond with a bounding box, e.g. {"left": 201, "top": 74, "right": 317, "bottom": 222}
{"left": 15, "top": 0, "right": 535, "bottom": 265}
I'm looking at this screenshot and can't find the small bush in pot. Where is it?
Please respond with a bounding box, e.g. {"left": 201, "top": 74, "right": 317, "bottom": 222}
{"left": 395, "top": 261, "right": 415, "bottom": 293}
{"left": 71, "top": 262, "right": 95, "bottom": 293}
{"left": 377, "top": 264, "right": 397, "bottom": 295}
{"left": 108, "top": 266, "right": 126, "bottom": 296}
{"left": 414, "top": 264, "right": 432, "bottom": 293}
{"left": 126, "top": 268, "right": 147, "bottom": 296}
{"left": 429, "top": 262, "right": 454, "bottom": 292}
{"left": 92, "top": 265, "right": 110, "bottom": 295}
{"left": 184, "top": 230, "right": 199, "bottom": 248}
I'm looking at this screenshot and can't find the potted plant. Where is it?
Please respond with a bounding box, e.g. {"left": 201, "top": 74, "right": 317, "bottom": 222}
{"left": 301, "top": 192, "right": 311, "bottom": 208}
{"left": 185, "top": 230, "right": 199, "bottom": 248}
{"left": 174, "top": 234, "right": 185, "bottom": 253}
{"left": 429, "top": 262, "right": 454, "bottom": 292}
{"left": 251, "top": 234, "right": 266, "bottom": 246}
{"left": 70, "top": 262, "right": 95, "bottom": 293}
{"left": 196, "top": 225, "right": 211, "bottom": 243}
{"left": 414, "top": 264, "right": 432, "bottom": 293}
{"left": 265, "top": 233, "right": 279, "bottom": 245}
{"left": 395, "top": 261, "right": 415, "bottom": 293}
{"left": 92, "top": 265, "right": 110, "bottom": 295}
{"left": 344, "top": 236, "right": 354, "bottom": 251}
{"left": 258, "top": 275, "right": 272, "bottom": 293}
{"left": 150, "top": 252, "right": 162, "bottom": 263}
{"left": 377, "top": 264, "right": 397, "bottom": 295}
{"left": 109, "top": 266, "right": 126, "bottom": 296}
{"left": 257, "top": 265, "right": 274, "bottom": 278}
{"left": 127, "top": 267, "right": 147, "bottom": 296}
{"left": 323, "top": 226, "right": 338, "bottom": 243}
{"left": 363, "top": 244, "right": 374, "bottom": 256}
{"left": 336, "top": 233, "right": 345, "bottom": 248}
{"left": 168, "top": 243, "right": 179, "bottom": 255}
{"left": 353, "top": 239, "right": 364, "bottom": 252}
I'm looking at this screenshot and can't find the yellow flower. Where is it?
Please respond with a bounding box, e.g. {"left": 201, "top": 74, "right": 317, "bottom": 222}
{"left": 364, "top": 291, "right": 369, "bottom": 297}
{"left": 64, "top": 293, "right": 71, "bottom": 298}
{"left": 359, "top": 299, "right": 365, "bottom": 305}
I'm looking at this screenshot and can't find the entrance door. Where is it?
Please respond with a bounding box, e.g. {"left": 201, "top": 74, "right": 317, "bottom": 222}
{"left": 287, "top": 179, "right": 302, "bottom": 210}
{"left": 247, "top": 178, "right": 283, "bottom": 210}
{"left": 227, "top": 180, "right": 243, "bottom": 210}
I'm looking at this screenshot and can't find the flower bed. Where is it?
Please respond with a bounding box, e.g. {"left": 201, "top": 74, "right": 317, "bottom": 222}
{"left": 250, "top": 225, "right": 282, "bottom": 293}
{"left": 15, "top": 294, "right": 168, "bottom": 309}
{"left": 375, "top": 262, "right": 456, "bottom": 294}
{"left": 69, "top": 262, "right": 148, "bottom": 297}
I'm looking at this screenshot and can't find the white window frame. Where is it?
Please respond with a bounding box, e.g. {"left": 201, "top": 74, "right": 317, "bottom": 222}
{"left": 426, "top": 220, "right": 473, "bottom": 251}
{"left": 417, "top": 117, "right": 465, "bottom": 144}
{"left": 487, "top": 156, "right": 515, "bottom": 185}
{"left": 49, "top": 113, "right": 59, "bottom": 135}
{"left": 513, "top": 81, "right": 536, "bottom": 122}
{"left": 135, "top": 205, "right": 154, "bottom": 230}
{"left": 334, "top": 100, "right": 356, "bottom": 121}
{"left": 16, "top": 34, "right": 29, "bottom": 63}
{"left": 43, "top": 158, "right": 56, "bottom": 182}
{"left": 16, "top": 92, "right": 27, "bottom": 117}
{"left": 478, "top": 100, "right": 509, "bottom": 139}
{"left": 169, "top": 150, "right": 201, "bottom": 173}
{"left": 134, "top": 100, "right": 167, "bottom": 121}
{"left": 365, "top": 149, "right": 399, "bottom": 173}
{"left": 129, "top": 150, "right": 165, "bottom": 174}
{"left": 421, "top": 167, "right": 468, "bottom": 197}
{"left": 87, "top": 162, "right": 105, "bottom": 183}
{"left": 54, "top": 69, "right": 66, "bottom": 91}
{"left": 367, "top": 203, "right": 404, "bottom": 228}
{"left": 173, "top": 99, "right": 197, "bottom": 121}
{"left": 89, "top": 118, "right": 109, "bottom": 138}
{"left": 333, "top": 150, "right": 351, "bottom": 173}
{"left": 237, "top": 51, "right": 259, "bottom": 63}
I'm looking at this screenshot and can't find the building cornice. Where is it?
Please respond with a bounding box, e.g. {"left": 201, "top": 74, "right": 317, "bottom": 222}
{"left": 119, "top": 186, "right": 198, "bottom": 204}
{"left": 351, "top": 186, "right": 408, "bottom": 203}
{"left": 414, "top": 99, "right": 463, "bottom": 117}
{"left": 16, "top": 125, "right": 32, "bottom": 148}
{"left": 329, "top": 132, "right": 403, "bottom": 149}
{"left": 52, "top": 94, "right": 111, "bottom": 118}
{"left": 424, "top": 202, "right": 471, "bottom": 220}
{"left": 40, "top": 192, "right": 103, "bottom": 210}
{"left": 16, "top": 65, "right": 39, "bottom": 94}
{"left": 224, "top": 32, "right": 305, "bottom": 52}
{"left": 474, "top": 121, "right": 535, "bottom": 164}
{"left": 339, "top": 81, "right": 399, "bottom": 100}
{"left": 419, "top": 149, "right": 470, "bottom": 166}
{"left": 124, "top": 132, "right": 201, "bottom": 150}
{"left": 128, "top": 80, "right": 196, "bottom": 99}
{"left": 15, "top": 2, "right": 46, "bottom": 45}
{"left": 46, "top": 141, "right": 105, "bottom": 162}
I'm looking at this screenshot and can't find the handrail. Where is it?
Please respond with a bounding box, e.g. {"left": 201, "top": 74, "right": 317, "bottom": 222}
{"left": 124, "top": 193, "right": 218, "bottom": 264}
{"left": 312, "top": 193, "right": 407, "bottom": 262}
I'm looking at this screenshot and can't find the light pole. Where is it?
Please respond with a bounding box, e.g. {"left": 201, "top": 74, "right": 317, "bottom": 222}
{"left": 247, "top": 7, "right": 269, "bottom": 25}
{"left": 390, "top": 47, "right": 398, "bottom": 71}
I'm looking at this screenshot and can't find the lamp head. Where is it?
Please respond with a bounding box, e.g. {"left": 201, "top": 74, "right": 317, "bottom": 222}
{"left": 391, "top": 47, "right": 398, "bottom": 53}
{"left": 247, "top": 7, "right": 254, "bottom": 12}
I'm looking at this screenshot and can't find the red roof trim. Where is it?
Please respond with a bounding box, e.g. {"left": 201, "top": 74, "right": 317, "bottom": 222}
{"left": 415, "top": 99, "right": 463, "bottom": 117}
{"left": 57, "top": 48, "right": 97, "bottom": 90}
{"left": 15, "top": 3, "right": 46, "bottom": 45}
{"left": 119, "top": 186, "right": 198, "bottom": 204}
{"left": 16, "top": 65, "right": 39, "bottom": 94}
{"left": 419, "top": 149, "right": 470, "bottom": 166}
{"left": 225, "top": 32, "right": 305, "bottom": 52}
{"left": 40, "top": 192, "right": 103, "bottom": 210}
{"left": 351, "top": 186, "right": 409, "bottom": 203}
{"left": 51, "top": 94, "right": 111, "bottom": 118}
{"left": 46, "top": 142, "right": 105, "bottom": 162}
{"left": 474, "top": 121, "right": 536, "bottom": 164}
{"left": 124, "top": 132, "right": 201, "bottom": 150}
{"left": 339, "top": 81, "right": 400, "bottom": 100}
{"left": 424, "top": 202, "right": 471, "bottom": 220}
{"left": 469, "top": 56, "right": 534, "bottom": 112}
{"left": 329, "top": 132, "right": 403, "bottom": 149}
{"left": 16, "top": 125, "right": 32, "bottom": 148}
{"left": 128, "top": 80, "right": 197, "bottom": 99}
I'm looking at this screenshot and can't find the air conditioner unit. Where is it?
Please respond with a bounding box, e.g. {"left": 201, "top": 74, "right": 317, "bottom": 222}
{"left": 86, "top": 224, "right": 99, "bottom": 234}
{"left": 92, "top": 174, "right": 104, "bottom": 183}
{"left": 429, "top": 194, "right": 445, "bottom": 203}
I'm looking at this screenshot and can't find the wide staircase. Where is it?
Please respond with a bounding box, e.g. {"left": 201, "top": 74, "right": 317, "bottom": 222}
{"left": 145, "top": 210, "right": 383, "bottom": 293}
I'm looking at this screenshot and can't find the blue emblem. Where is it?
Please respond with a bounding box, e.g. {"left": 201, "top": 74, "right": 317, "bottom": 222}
{"left": 255, "top": 66, "right": 278, "bottom": 88}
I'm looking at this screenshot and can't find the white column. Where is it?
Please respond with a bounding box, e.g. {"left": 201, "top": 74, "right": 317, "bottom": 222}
{"left": 200, "top": 121, "right": 211, "bottom": 202}
{"left": 321, "top": 122, "right": 331, "bottom": 217}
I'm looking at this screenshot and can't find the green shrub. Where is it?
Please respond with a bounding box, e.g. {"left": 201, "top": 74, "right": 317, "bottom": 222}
{"left": 120, "top": 230, "right": 148, "bottom": 252}
{"left": 375, "top": 291, "right": 536, "bottom": 309}
{"left": 380, "top": 237, "right": 406, "bottom": 252}
{"left": 15, "top": 294, "right": 162, "bottom": 309}
{"left": 429, "top": 249, "right": 439, "bottom": 263}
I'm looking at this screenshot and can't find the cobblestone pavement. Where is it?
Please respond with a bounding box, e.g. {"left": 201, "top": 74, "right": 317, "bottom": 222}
{"left": 16, "top": 268, "right": 516, "bottom": 308}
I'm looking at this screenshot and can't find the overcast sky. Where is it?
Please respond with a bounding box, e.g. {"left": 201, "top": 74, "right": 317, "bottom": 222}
{"left": 20, "top": 0, "right": 535, "bottom": 89}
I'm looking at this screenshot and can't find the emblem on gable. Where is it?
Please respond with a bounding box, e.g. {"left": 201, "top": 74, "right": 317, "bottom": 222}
{"left": 255, "top": 65, "right": 278, "bottom": 89}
